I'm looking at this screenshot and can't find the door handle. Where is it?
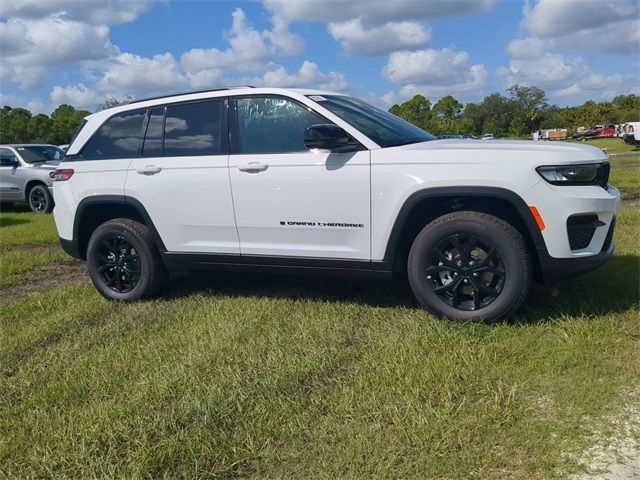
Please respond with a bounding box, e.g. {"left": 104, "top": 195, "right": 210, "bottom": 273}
{"left": 136, "top": 165, "right": 162, "bottom": 175}
{"left": 237, "top": 162, "right": 268, "bottom": 173}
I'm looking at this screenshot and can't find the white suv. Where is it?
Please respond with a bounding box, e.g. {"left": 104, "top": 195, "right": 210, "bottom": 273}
{"left": 52, "top": 87, "right": 620, "bottom": 322}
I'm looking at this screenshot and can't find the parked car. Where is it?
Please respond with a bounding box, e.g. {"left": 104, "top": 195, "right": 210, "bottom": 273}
{"left": 52, "top": 87, "right": 619, "bottom": 322}
{"left": 622, "top": 122, "right": 640, "bottom": 146}
{"left": 58, "top": 144, "right": 70, "bottom": 152}
{"left": 0, "top": 144, "right": 65, "bottom": 213}
{"left": 574, "top": 124, "right": 616, "bottom": 140}
{"left": 482, "top": 133, "right": 494, "bottom": 140}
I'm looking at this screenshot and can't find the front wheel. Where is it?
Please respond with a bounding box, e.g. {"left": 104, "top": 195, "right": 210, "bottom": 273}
{"left": 86, "top": 218, "right": 168, "bottom": 301}
{"left": 407, "top": 211, "right": 532, "bottom": 322}
{"left": 28, "top": 184, "right": 53, "bottom": 213}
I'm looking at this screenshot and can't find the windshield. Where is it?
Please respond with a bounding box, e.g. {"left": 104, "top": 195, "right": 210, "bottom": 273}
{"left": 16, "top": 146, "right": 65, "bottom": 163}
{"left": 308, "top": 95, "right": 436, "bottom": 148}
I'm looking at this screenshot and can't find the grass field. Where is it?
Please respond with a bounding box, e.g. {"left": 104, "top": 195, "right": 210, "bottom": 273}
{"left": 0, "top": 156, "right": 638, "bottom": 478}
{"left": 571, "top": 137, "right": 640, "bottom": 155}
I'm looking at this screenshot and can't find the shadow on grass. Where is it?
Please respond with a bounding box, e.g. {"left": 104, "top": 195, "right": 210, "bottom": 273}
{"left": 0, "top": 203, "right": 33, "bottom": 214}
{"left": 162, "top": 254, "right": 639, "bottom": 323}
{"left": 0, "top": 217, "right": 30, "bottom": 227}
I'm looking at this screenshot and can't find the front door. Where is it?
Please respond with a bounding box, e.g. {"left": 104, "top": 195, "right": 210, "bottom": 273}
{"left": 228, "top": 95, "right": 370, "bottom": 260}
{"left": 0, "top": 148, "right": 23, "bottom": 200}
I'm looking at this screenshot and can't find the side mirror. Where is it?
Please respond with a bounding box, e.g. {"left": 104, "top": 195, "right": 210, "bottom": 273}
{"left": 0, "top": 157, "right": 18, "bottom": 167}
{"left": 304, "top": 124, "right": 359, "bottom": 152}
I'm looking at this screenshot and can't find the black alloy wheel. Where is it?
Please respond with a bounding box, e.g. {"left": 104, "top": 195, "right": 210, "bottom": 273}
{"left": 407, "top": 211, "right": 532, "bottom": 322}
{"left": 425, "top": 234, "right": 505, "bottom": 311}
{"left": 95, "top": 235, "right": 141, "bottom": 293}
{"left": 28, "top": 185, "right": 52, "bottom": 213}
{"left": 86, "top": 218, "right": 168, "bottom": 301}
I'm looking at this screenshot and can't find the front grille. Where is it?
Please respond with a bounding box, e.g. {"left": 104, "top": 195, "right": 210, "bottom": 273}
{"left": 602, "top": 217, "right": 616, "bottom": 252}
{"left": 567, "top": 214, "right": 604, "bottom": 250}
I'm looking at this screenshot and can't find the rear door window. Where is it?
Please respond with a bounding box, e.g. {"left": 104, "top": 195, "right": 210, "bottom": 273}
{"left": 163, "top": 101, "right": 224, "bottom": 157}
{"left": 81, "top": 109, "right": 146, "bottom": 160}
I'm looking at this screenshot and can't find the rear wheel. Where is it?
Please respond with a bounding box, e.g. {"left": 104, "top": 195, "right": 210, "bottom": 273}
{"left": 28, "top": 184, "right": 53, "bottom": 213}
{"left": 86, "top": 218, "right": 167, "bottom": 301}
{"left": 407, "top": 211, "right": 532, "bottom": 322}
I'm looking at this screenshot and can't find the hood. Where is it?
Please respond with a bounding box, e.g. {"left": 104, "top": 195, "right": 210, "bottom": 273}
{"left": 33, "top": 161, "right": 60, "bottom": 170}
{"left": 396, "top": 139, "right": 608, "bottom": 164}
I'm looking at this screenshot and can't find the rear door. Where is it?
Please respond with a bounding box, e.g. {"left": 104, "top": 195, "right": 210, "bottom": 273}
{"left": 125, "top": 99, "right": 239, "bottom": 253}
{"left": 228, "top": 95, "right": 371, "bottom": 259}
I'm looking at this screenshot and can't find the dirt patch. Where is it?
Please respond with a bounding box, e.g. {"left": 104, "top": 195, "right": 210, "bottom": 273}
{"left": 570, "top": 393, "right": 640, "bottom": 479}
{"left": 621, "top": 193, "right": 640, "bottom": 202}
{"left": 0, "top": 259, "right": 90, "bottom": 299}
{"left": 0, "top": 243, "right": 58, "bottom": 253}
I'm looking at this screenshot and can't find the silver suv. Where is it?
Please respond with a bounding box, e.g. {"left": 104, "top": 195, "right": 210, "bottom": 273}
{"left": 0, "top": 144, "right": 65, "bottom": 213}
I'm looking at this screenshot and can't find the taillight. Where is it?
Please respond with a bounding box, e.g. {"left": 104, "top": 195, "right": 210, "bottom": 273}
{"left": 52, "top": 169, "right": 74, "bottom": 181}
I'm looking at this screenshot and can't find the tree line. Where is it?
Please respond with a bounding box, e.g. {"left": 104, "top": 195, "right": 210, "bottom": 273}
{"left": 389, "top": 85, "right": 640, "bottom": 138}
{"left": 0, "top": 88, "right": 638, "bottom": 144}
{"left": 0, "top": 96, "right": 128, "bottom": 146}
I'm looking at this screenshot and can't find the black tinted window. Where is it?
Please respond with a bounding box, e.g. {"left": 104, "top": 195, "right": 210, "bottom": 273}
{"left": 82, "top": 109, "right": 146, "bottom": 160}
{"left": 0, "top": 148, "right": 16, "bottom": 161}
{"left": 309, "top": 95, "right": 435, "bottom": 147}
{"left": 164, "top": 101, "right": 223, "bottom": 156}
{"left": 236, "top": 97, "right": 327, "bottom": 154}
{"left": 142, "top": 107, "right": 164, "bottom": 157}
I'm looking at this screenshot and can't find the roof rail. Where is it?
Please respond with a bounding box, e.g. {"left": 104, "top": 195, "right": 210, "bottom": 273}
{"left": 125, "top": 85, "right": 256, "bottom": 105}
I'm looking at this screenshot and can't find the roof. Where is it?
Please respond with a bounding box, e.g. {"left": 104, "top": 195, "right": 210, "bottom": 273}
{"left": 0, "top": 144, "right": 60, "bottom": 148}
{"left": 125, "top": 85, "right": 256, "bottom": 106}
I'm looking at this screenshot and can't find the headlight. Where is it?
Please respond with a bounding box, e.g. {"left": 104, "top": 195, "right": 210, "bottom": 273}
{"left": 536, "top": 162, "right": 609, "bottom": 187}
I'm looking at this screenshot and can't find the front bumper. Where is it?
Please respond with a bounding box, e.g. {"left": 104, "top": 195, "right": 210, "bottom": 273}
{"left": 536, "top": 235, "right": 614, "bottom": 283}
{"left": 523, "top": 182, "right": 620, "bottom": 258}
{"left": 523, "top": 182, "right": 620, "bottom": 284}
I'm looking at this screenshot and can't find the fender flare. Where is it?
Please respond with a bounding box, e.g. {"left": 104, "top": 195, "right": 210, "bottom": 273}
{"left": 73, "top": 194, "right": 166, "bottom": 252}
{"left": 382, "top": 186, "right": 548, "bottom": 264}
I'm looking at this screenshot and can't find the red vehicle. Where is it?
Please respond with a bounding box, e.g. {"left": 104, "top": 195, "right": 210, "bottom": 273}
{"left": 574, "top": 124, "right": 616, "bottom": 140}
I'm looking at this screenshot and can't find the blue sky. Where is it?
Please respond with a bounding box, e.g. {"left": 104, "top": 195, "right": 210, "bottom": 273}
{"left": 1, "top": 0, "right": 638, "bottom": 113}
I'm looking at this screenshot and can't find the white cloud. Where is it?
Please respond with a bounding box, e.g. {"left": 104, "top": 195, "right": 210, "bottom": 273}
{"left": 181, "top": 7, "right": 303, "bottom": 80}
{"left": 497, "top": 0, "right": 640, "bottom": 103}
{"left": 383, "top": 48, "right": 483, "bottom": 86}
{"left": 382, "top": 48, "right": 487, "bottom": 103}
{"left": 521, "top": 0, "right": 640, "bottom": 55}
{"left": 506, "top": 37, "right": 551, "bottom": 60}
{"left": 497, "top": 51, "right": 638, "bottom": 101}
{"left": 0, "top": 0, "right": 158, "bottom": 25}
{"left": 496, "top": 53, "right": 588, "bottom": 86}
{"left": 50, "top": 83, "right": 101, "bottom": 109}
{"left": 263, "top": 0, "right": 498, "bottom": 25}
{"left": 0, "top": 17, "right": 114, "bottom": 89}
{"left": 96, "top": 53, "right": 187, "bottom": 95}
{"left": 256, "top": 61, "right": 348, "bottom": 91}
{"left": 328, "top": 19, "right": 430, "bottom": 56}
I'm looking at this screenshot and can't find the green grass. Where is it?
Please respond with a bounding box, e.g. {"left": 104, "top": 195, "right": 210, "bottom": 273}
{"left": 0, "top": 168, "right": 638, "bottom": 478}
{"left": 0, "top": 204, "right": 59, "bottom": 247}
{"left": 0, "top": 205, "right": 67, "bottom": 285}
{"left": 609, "top": 153, "right": 640, "bottom": 196}
{"left": 570, "top": 137, "right": 640, "bottom": 155}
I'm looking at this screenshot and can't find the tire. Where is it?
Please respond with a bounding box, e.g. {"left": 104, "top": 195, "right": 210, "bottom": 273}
{"left": 86, "top": 218, "right": 168, "bottom": 301}
{"left": 28, "top": 184, "right": 53, "bottom": 213}
{"left": 407, "top": 211, "right": 532, "bottom": 323}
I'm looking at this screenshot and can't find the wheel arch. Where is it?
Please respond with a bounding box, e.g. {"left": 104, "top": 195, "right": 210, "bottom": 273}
{"left": 383, "top": 187, "right": 548, "bottom": 281}
{"left": 73, "top": 195, "right": 166, "bottom": 259}
{"left": 24, "top": 178, "right": 49, "bottom": 200}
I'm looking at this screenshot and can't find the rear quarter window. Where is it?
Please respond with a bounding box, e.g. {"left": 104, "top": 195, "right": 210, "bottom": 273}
{"left": 81, "top": 109, "right": 146, "bottom": 160}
